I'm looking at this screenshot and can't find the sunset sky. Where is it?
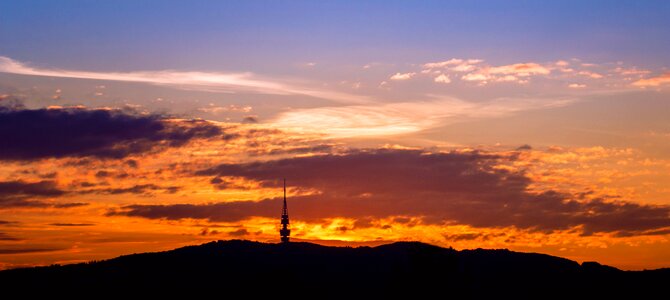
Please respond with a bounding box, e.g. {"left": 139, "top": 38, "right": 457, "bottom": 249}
{"left": 1, "top": 1, "right": 670, "bottom": 270}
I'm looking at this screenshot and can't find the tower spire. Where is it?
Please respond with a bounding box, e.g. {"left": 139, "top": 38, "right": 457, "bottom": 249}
{"left": 279, "top": 178, "right": 291, "bottom": 243}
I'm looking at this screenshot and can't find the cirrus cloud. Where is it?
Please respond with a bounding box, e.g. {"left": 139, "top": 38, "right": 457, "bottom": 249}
{"left": 0, "top": 56, "right": 370, "bottom": 104}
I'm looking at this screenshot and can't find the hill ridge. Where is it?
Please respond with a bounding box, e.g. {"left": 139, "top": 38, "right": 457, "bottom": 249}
{"left": 1, "top": 239, "right": 668, "bottom": 297}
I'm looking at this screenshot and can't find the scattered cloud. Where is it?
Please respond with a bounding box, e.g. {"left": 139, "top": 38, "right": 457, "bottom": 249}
{"left": 198, "top": 104, "right": 252, "bottom": 114}
{"left": 461, "top": 73, "right": 489, "bottom": 81}
{"left": 488, "top": 63, "right": 550, "bottom": 77}
{"left": 434, "top": 74, "right": 451, "bottom": 84}
{"left": 89, "top": 184, "right": 180, "bottom": 195}
{"left": 568, "top": 83, "right": 586, "bottom": 88}
{"left": 390, "top": 72, "right": 416, "bottom": 80}
{"left": 423, "top": 59, "right": 482, "bottom": 72}
{"left": 577, "top": 71, "right": 603, "bottom": 79}
{"left": 555, "top": 60, "right": 570, "bottom": 67}
{"left": 613, "top": 67, "right": 650, "bottom": 76}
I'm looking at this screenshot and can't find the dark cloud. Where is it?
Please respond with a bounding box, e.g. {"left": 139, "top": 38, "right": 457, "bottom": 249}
{"left": 52, "top": 202, "right": 89, "bottom": 208}
{"left": 228, "top": 228, "right": 249, "bottom": 237}
{"left": 0, "top": 180, "right": 65, "bottom": 208}
{"left": 199, "top": 228, "right": 220, "bottom": 236}
{"left": 79, "top": 182, "right": 96, "bottom": 188}
{"left": 242, "top": 116, "right": 258, "bottom": 123}
{"left": 208, "top": 177, "right": 247, "bottom": 190}
{"left": 615, "top": 228, "right": 670, "bottom": 237}
{"left": 107, "top": 201, "right": 277, "bottom": 222}
{"left": 0, "top": 232, "right": 21, "bottom": 241}
{"left": 125, "top": 160, "right": 139, "bottom": 168}
{"left": 114, "top": 149, "right": 670, "bottom": 235}
{"left": 0, "top": 248, "right": 63, "bottom": 254}
{"left": 40, "top": 172, "right": 58, "bottom": 179}
{"left": 442, "top": 232, "right": 506, "bottom": 242}
{"left": 85, "top": 184, "right": 180, "bottom": 195}
{"left": 49, "top": 223, "right": 94, "bottom": 227}
{"left": 250, "top": 144, "right": 335, "bottom": 156}
{"left": 95, "top": 171, "right": 110, "bottom": 178}
{"left": 0, "top": 93, "right": 25, "bottom": 110}
{"left": 516, "top": 144, "right": 532, "bottom": 151}
{"left": 443, "top": 233, "right": 484, "bottom": 241}
{"left": 95, "top": 184, "right": 179, "bottom": 195}
{"left": 0, "top": 180, "right": 64, "bottom": 198}
{"left": 0, "top": 180, "right": 88, "bottom": 209}
{"left": 0, "top": 107, "right": 223, "bottom": 161}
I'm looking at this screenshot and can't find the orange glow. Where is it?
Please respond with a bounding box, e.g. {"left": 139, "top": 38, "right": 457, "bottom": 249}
{"left": 1, "top": 120, "right": 668, "bottom": 270}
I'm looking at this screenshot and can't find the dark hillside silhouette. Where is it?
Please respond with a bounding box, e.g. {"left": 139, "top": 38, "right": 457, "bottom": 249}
{"left": 1, "top": 240, "right": 667, "bottom": 298}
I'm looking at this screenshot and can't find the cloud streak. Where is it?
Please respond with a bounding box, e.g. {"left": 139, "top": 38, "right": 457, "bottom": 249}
{"left": 0, "top": 180, "right": 65, "bottom": 208}
{"left": 0, "top": 56, "right": 369, "bottom": 104}
{"left": 273, "top": 96, "right": 574, "bottom": 138}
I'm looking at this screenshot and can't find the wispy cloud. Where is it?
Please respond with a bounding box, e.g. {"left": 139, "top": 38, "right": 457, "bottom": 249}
{"left": 0, "top": 56, "right": 369, "bottom": 104}
{"left": 273, "top": 96, "right": 574, "bottom": 138}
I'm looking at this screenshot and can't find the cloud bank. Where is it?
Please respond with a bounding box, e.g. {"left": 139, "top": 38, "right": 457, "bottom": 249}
{"left": 113, "top": 149, "right": 670, "bottom": 236}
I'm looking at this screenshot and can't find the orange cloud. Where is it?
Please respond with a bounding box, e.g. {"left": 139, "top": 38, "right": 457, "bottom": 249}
{"left": 633, "top": 73, "right": 670, "bottom": 87}
{"left": 488, "top": 63, "right": 551, "bottom": 77}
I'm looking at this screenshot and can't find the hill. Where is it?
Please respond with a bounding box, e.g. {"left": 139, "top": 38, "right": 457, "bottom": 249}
{"left": 1, "top": 240, "right": 667, "bottom": 297}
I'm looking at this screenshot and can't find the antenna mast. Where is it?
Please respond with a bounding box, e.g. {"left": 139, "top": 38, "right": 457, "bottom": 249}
{"left": 279, "top": 178, "right": 291, "bottom": 243}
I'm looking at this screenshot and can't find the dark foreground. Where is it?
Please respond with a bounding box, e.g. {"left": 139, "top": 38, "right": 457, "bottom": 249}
{"left": 1, "top": 240, "right": 667, "bottom": 297}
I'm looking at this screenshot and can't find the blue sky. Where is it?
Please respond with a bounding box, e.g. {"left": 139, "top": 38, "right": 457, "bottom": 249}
{"left": 0, "top": 0, "right": 669, "bottom": 150}
{"left": 2, "top": 1, "right": 670, "bottom": 72}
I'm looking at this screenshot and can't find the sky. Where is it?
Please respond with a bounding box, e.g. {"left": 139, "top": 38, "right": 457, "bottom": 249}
{"left": 0, "top": 0, "right": 669, "bottom": 270}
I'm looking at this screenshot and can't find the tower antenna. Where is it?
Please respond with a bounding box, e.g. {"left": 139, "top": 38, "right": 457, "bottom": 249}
{"left": 279, "top": 178, "right": 291, "bottom": 243}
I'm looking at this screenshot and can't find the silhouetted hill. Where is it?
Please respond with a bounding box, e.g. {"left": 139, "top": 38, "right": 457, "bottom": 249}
{"left": 1, "top": 240, "right": 667, "bottom": 298}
